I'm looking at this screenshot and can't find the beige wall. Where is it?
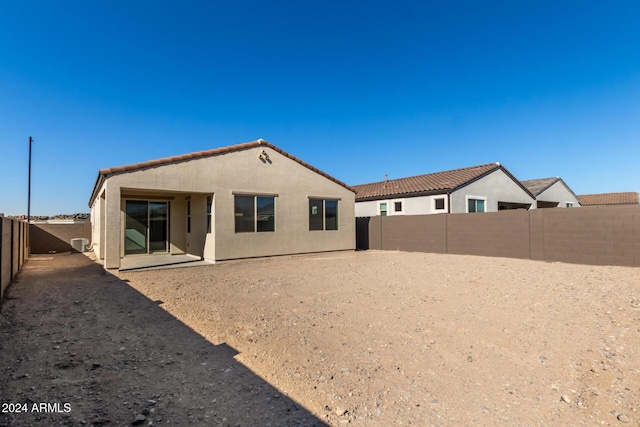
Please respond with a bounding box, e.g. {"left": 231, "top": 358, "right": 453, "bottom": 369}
{"left": 1, "top": 217, "right": 29, "bottom": 300}
{"left": 91, "top": 145, "right": 355, "bottom": 268}
{"left": 30, "top": 222, "right": 91, "bottom": 254}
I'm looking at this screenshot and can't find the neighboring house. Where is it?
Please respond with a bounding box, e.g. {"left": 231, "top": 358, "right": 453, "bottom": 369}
{"left": 89, "top": 140, "right": 355, "bottom": 270}
{"left": 521, "top": 177, "right": 581, "bottom": 208}
{"left": 577, "top": 192, "right": 639, "bottom": 206}
{"left": 353, "top": 162, "right": 535, "bottom": 217}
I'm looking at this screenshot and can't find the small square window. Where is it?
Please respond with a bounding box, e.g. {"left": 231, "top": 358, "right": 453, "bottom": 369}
{"left": 394, "top": 201, "right": 402, "bottom": 212}
{"left": 435, "top": 198, "right": 445, "bottom": 210}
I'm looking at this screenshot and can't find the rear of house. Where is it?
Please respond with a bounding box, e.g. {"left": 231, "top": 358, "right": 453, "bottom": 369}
{"left": 89, "top": 140, "right": 355, "bottom": 270}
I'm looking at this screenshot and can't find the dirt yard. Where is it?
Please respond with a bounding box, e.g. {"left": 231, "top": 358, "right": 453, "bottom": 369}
{"left": 1, "top": 250, "right": 640, "bottom": 426}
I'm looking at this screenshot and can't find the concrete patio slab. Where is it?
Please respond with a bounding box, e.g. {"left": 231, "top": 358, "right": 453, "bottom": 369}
{"left": 118, "top": 253, "right": 212, "bottom": 271}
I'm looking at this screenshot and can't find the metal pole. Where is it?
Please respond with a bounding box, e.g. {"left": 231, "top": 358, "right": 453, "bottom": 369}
{"left": 28, "top": 136, "right": 32, "bottom": 223}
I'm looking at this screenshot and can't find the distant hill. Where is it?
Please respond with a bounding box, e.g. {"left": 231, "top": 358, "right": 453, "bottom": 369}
{"left": 6, "top": 213, "right": 90, "bottom": 221}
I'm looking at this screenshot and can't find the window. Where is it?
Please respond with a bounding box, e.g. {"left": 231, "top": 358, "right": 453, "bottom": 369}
{"left": 256, "top": 196, "right": 275, "bottom": 232}
{"left": 379, "top": 202, "right": 388, "bottom": 216}
{"left": 235, "top": 195, "right": 275, "bottom": 233}
{"left": 468, "top": 198, "right": 485, "bottom": 213}
{"left": 325, "top": 200, "right": 338, "bottom": 230}
{"left": 394, "top": 201, "right": 402, "bottom": 212}
{"left": 434, "top": 198, "right": 445, "bottom": 210}
{"left": 566, "top": 202, "right": 574, "bottom": 208}
{"left": 187, "top": 199, "right": 191, "bottom": 233}
{"left": 206, "top": 195, "right": 212, "bottom": 233}
{"left": 309, "top": 199, "right": 339, "bottom": 230}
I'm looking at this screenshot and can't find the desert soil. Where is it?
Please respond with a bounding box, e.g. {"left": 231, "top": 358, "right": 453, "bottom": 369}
{"left": 1, "top": 250, "right": 639, "bottom": 426}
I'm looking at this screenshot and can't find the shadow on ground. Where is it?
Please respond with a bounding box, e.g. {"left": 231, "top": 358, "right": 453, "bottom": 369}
{"left": 0, "top": 253, "right": 325, "bottom": 426}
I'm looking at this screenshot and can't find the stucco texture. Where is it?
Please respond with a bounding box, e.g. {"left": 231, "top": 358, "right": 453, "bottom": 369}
{"left": 91, "top": 145, "right": 355, "bottom": 268}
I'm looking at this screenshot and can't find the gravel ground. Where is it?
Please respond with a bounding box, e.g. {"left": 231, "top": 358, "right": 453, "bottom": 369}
{"left": 1, "top": 250, "right": 640, "bottom": 426}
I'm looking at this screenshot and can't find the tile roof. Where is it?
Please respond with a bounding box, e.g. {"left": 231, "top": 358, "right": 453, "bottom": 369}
{"left": 520, "top": 178, "right": 561, "bottom": 196}
{"left": 353, "top": 162, "right": 515, "bottom": 201}
{"left": 89, "top": 139, "right": 353, "bottom": 207}
{"left": 577, "top": 192, "right": 639, "bottom": 206}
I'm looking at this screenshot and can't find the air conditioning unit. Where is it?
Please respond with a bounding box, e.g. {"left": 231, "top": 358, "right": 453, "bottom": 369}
{"left": 71, "top": 238, "right": 89, "bottom": 252}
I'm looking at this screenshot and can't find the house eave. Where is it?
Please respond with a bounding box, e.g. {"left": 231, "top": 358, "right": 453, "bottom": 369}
{"left": 88, "top": 139, "right": 355, "bottom": 208}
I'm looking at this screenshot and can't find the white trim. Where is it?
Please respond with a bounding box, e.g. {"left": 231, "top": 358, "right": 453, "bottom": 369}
{"left": 432, "top": 196, "right": 447, "bottom": 213}
{"left": 379, "top": 201, "right": 388, "bottom": 216}
{"left": 566, "top": 201, "right": 574, "bottom": 208}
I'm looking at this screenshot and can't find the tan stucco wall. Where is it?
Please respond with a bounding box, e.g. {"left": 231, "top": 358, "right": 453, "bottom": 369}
{"left": 91, "top": 145, "right": 355, "bottom": 268}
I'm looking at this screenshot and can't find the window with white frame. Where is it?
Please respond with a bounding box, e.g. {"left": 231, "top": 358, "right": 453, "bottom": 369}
{"left": 394, "top": 201, "right": 402, "bottom": 212}
{"left": 566, "top": 202, "right": 574, "bottom": 208}
{"left": 379, "top": 202, "right": 388, "bottom": 216}
{"left": 309, "top": 199, "right": 338, "bottom": 230}
{"left": 434, "top": 197, "right": 446, "bottom": 211}
{"left": 234, "top": 195, "right": 275, "bottom": 233}
{"left": 467, "top": 197, "right": 486, "bottom": 213}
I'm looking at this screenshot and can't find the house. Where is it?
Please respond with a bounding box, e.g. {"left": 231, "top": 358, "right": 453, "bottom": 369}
{"left": 89, "top": 140, "right": 355, "bottom": 270}
{"left": 577, "top": 192, "right": 639, "bottom": 206}
{"left": 353, "top": 162, "right": 535, "bottom": 217}
{"left": 520, "top": 177, "right": 581, "bottom": 208}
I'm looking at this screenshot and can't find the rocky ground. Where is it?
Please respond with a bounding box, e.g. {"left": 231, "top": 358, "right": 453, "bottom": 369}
{"left": 1, "top": 250, "right": 639, "bottom": 426}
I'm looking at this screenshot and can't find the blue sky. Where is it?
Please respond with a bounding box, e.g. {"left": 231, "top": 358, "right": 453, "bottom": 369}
{"left": 1, "top": 1, "right": 639, "bottom": 216}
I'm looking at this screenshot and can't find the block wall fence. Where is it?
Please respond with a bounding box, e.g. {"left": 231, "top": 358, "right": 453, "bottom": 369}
{"left": 0, "top": 217, "right": 29, "bottom": 300}
{"left": 360, "top": 204, "right": 640, "bottom": 267}
{"left": 30, "top": 222, "right": 92, "bottom": 254}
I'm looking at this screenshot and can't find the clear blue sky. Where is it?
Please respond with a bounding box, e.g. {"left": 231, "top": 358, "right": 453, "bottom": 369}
{"left": 1, "top": 1, "right": 639, "bottom": 216}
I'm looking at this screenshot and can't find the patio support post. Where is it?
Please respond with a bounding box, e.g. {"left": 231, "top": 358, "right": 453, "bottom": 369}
{"left": 103, "top": 184, "right": 121, "bottom": 269}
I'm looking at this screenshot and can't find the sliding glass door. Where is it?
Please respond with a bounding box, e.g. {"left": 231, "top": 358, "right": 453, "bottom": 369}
{"left": 125, "top": 200, "right": 168, "bottom": 255}
{"left": 149, "top": 202, "right": 168, "bottom": 252}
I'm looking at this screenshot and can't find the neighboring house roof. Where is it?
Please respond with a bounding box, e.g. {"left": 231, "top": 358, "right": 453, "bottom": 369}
{"left": 353, "top": 162, "right": 534, "bottom": 201}
{"left": 521, "top": 177, "right": 579, "bottom": 200}
{"left": 89, "top": 139, "right": 354, "bottom": 207}
{"left": 577, "top": 192, "right": 639, "bottom": 206}
{"left": 520, "top": 177, "right": 561, "bottom": 196}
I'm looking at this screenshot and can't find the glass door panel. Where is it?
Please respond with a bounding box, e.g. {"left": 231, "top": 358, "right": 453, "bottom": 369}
{"left": 149, "top": 202, "right": 168, "bottom": 253}
{"left": 125, "top": 201, "right": 148, "bottom": 255}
